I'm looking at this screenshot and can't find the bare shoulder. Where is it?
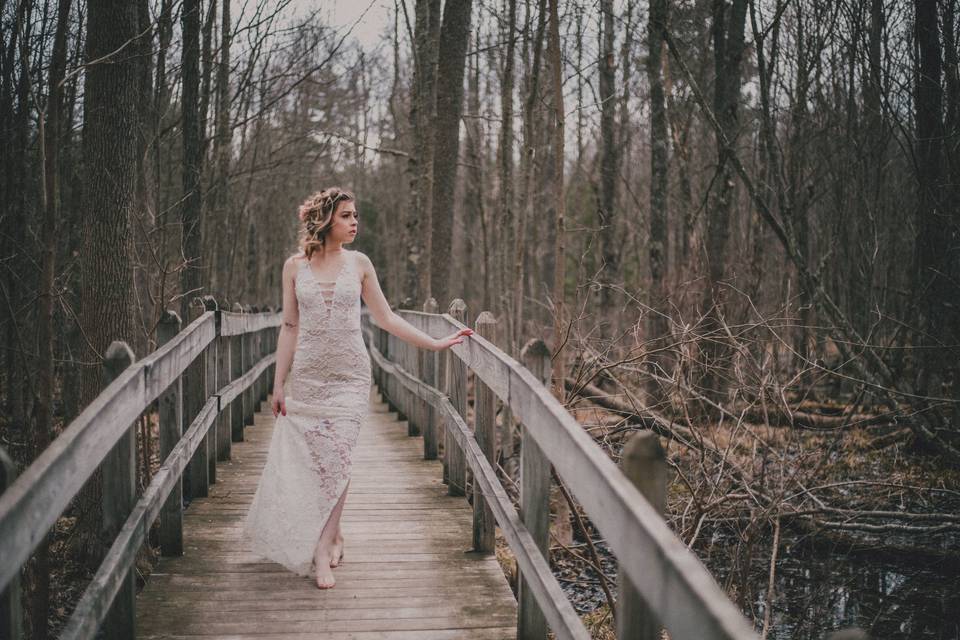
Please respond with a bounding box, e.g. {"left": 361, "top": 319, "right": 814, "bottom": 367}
{"left": 352, "top": 250, "right": 374, "bottom": 273}
{"left": 282, "top": 253, "right": 306, "bottom": 281}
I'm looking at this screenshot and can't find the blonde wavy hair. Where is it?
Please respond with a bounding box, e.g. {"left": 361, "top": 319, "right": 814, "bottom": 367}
{"left": 297, "top": 186, "right": 355, "bottom": 259}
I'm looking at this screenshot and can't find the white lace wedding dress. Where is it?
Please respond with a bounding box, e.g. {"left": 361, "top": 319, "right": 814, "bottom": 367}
{"left": 241, "top": 249, "right": 371, "bottom": 577}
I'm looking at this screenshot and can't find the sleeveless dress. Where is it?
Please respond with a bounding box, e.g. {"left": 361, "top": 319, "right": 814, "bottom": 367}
{"left": 241, "top": 249, "right": 372, "bottom": 577}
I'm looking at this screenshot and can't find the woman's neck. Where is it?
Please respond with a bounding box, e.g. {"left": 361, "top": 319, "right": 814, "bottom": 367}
{"left": 313, "top": 244, "right": 344, "bottom": 260}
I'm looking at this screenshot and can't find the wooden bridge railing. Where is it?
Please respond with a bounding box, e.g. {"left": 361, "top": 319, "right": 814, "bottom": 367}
{"left": 361, "top": 300, "right": 759, "bottom": 640}
{"left": 0, "top": 296, "right": 281, "bottom": 640}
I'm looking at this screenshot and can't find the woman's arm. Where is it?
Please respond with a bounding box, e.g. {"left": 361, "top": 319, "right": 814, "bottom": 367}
{"left": 271, "top": 256, "right": 301, "bottom": 416}
{"left": 357, "top": 252, "right": 472, "bottom": 351}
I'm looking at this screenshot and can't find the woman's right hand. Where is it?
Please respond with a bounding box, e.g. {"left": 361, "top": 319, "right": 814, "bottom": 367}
{"left": 272, "top": 385, "right": 287, "bottom": 417}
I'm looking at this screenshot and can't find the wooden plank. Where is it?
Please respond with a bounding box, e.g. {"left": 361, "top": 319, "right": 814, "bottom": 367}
{"left": 472, "top": 311, "right": 497, "bottom": 553}
{"left": 185, "top": 300, "right": 210, "bottom": 499}
{"left": 518, "top": 338, "right": 552, "bottom": 640}
{"left": 136, "top": 629, "right": 515, "bottom": 640}
{"left": 443, "top": 300, "right": 467, "bottom": 497}
{"left": 157, "top": 311, "right": 184, "bottom": 556}
{"left": 0, "top": 447, "right": 22, "bottom": 639}
{"left": 99, "top": 342, "right": 137, "bottom": 640}
{"left": 135, "top": 392, "right": 518, "bottom": 638}
{"left": 220, "top": 310, "right": 282, "bottom": 336}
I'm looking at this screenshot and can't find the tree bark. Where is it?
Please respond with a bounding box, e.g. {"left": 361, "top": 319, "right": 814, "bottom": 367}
{"left": 181, "top": 0, "right": 204, "bottom": 320}
{"left": 74, "top": 0, "right": 141, "bottom": 570}
{"left": 404, "top": 0, "right": 441, "bottom": 305}
{"left": 646, "top": 0, "right": 670, "bottom": 395}
{"left": 429, "top": 0, "right": 474, "bottom": 304}
{"left": 598, "top": 0, "right": 620, "bottom": 328}
{"left": 547, "top": 0, "right": 566, "bottom": 398}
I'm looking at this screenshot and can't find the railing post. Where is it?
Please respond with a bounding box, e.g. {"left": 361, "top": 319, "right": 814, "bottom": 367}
{"left": 257, "top": 308, "right": 270, "bottom": 404}
{"left": 444, "top": 299, "right": 468, "bottom": 496}
{"left": 158, "top": 311, "right": 184, "bottom": 556}
{"left": 381, "top": 325, "right": 396, "bottom": 413}
{"left": 617, "top": 431, "right": 667, "bottom": 640}
{"left": 518, "top": 338, "right": 551, "bottom": 640}
{"left": 214, "top": 299, "right": 231, "bottom": 462}
{"left": 421, "top": 298, "right": 439, "bottom": 459}
{"left": 472, "top": 312, "right": 497, "bottom": 553}
{"left": 0, "top": 447, "right": 22, "bottom": 639}
{"left": 407, "top": 313, "right": 421, "bottom": 437}
{"left": 101, "top": 341, "right": 136, "bottom": 639}
{"left": 242, "top": 304, "right": 255, "bottom": 426}
{"left": 499, "top": 321, "right": 515, "bottom": 460}
{"left": 186, "top": 298, "right": 209, "bottom": 498}
{"left": 231, "top": 302, "right": 245, "bottom": 442}
{"left": 202, "top": 296, "right": 219, "bottom": 484}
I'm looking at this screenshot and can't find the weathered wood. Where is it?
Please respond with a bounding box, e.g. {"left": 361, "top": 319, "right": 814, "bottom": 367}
{"left": 158, "top": 311, "right": 184, "bottom": 556}
{"left": 0, "top": 311, "right": 214, "bottom": 592}
{"left": 0, "top": 447, "right": 21, "bottom": 640}
{"left": 215, "top": 304, "right": 232, "bottom": 462}
{"left": 518, "top": 338, "right": 551, "bottom": 640}
{"left": 617, "top": 431, "right": 668, "bottom": 639}
{"left": 230, "top": 303, "right": 245, "bottom": 442}
{"left": 203, "top": 297, "right": 219, "bottom": 484}
{"left": 472, "top": 312, "right": 497, "bottom": 553}
{"left": 418, "top": 312, "right": 757, "bottom": 640}
{"left": 100, "top": 341, "right": 137, "bottom": 640}
{"left": 219, "top": 309, "right": 282, "bottom": 336}
{"left": 61, "top": 396, "right": 220, "bottom": 640}
{"left": 216, "top": 352, "right": 277, "bottom": 407}
{"left": 186, "top": 299, "right": 210, "bottom": 498}
{"left": 134, "top": 393, "right": 518, "bottom": 639}
{"left": 421, "top": 298, "right": 439, "bottom": 459}
{"left": 243, "top": 304, "right": 256, "bottom": 425}
{"left": 444, "top": 300, "right": 467, "bottom": 497}
{"left": 407, "top": 314, "right": 422, "bottom": 437}
{"left": 363, "top": 342, "right": 588, "bottom": 640}
{"left": 499, "top": 322, "right": 515, "bottom": 460}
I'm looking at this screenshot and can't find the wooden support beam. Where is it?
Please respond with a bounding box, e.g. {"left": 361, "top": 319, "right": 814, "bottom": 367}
{"left": 157, "top": 311, "right": 184, "bottom": 556}
{"left": 100, "top": 341, "right": 136, "bottom": 640}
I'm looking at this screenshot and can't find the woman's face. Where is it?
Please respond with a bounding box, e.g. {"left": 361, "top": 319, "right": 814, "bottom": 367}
{"left": 330, "top": 198, "right": 359, "bottom": 244}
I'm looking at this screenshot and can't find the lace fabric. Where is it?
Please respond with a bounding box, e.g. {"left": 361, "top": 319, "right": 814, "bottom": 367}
{"left": 241, "top": 249, "right": 371, "bottom": 577}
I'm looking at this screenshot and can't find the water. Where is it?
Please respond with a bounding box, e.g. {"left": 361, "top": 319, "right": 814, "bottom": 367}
{"left": 556, "top": 536, "right": 960, "bottom": 638}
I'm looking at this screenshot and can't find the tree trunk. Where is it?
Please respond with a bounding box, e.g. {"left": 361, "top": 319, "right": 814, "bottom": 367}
{"left": 913, "top": 0, "right": 953, "bottom": 400}
{"left": 404, "top": 0, "right": 441, "bottom": 305}
{"left": 647, "top": 0, "right": 670, "bottom": 396}
{"left": 429, "top": 0, "right": 474, "bottom": 305}
{"left": 499, "top": 0, "right": 517, "bottom": 350}
{"left": 32, "top": 5, "right": 72, "bottom": 634}
{"left": 73, "top": 0, "right": 141, "bottom": 570}
{"left": 181, "top": 0, "right": 204, "bottom": 320}
{"left": 598, "top": 0, "right": 620, "bottom": 330}
{"left": 702, "top": 0, "right": 748, "bottom": 396}
{"left": 547, "top": 0, "right": 566, "bottom": 398}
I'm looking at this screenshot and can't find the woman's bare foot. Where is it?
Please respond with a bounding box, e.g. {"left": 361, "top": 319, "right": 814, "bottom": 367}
{"left": 330, "top": 532, "right": 344, "bottom": 568}
{"left": 312, "top": 549, "right": 336, "bottom": 588}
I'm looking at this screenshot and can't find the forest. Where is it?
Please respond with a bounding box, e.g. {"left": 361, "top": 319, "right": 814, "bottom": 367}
{"left": 1, "top": 0, "right": 959, "bottom": 637}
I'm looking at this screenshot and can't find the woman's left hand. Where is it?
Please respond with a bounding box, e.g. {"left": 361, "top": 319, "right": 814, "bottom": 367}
{"left": 434, "top": 328, "right": 473, "bottom": 351}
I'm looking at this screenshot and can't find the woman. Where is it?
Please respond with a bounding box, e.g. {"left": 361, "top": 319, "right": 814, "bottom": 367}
{"left": 241, "top": 187, "right": 472, "bottom": 589}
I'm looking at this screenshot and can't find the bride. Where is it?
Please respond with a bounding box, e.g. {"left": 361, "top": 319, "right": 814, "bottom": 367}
{"left": 241, "top": 187, "right": 472, "bottom": 589}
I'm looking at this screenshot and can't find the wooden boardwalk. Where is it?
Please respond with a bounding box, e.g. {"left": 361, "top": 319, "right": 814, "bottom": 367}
{"left": 135, "top": 386, "right": 519, "bottom": 639}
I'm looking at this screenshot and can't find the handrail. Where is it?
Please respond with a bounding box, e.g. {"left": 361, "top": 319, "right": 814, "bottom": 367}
{"left": 0, "top": 311, "right": 217, "bottom": 591}
{"left": 364, "top": 307, "right": 758, "bottom": 640}
{"left": 60, "top": 351, "right": 277, "bottom": 640}
{"left": 0, "top": 303, "right": 281, "bottom": 639}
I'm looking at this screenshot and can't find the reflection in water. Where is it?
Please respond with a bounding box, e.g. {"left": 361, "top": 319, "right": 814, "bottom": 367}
{"left": 710, "top": 543, "right": 960, "bottom": 639}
